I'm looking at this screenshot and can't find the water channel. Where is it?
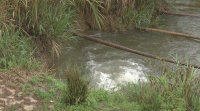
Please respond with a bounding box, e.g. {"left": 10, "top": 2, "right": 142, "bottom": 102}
{"left": 54, "top": 0, "right": 200, "bottom": 90}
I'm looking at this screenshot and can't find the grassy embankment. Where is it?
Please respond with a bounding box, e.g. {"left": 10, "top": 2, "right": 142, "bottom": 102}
{"left": 1, "top": 0, "right": 200, "bottom": 111}
{"left": 24, "top": 63, "right": 200, "bottom": 111}
{"left": 0, "top": 0, "right": 165, "bottom": 69}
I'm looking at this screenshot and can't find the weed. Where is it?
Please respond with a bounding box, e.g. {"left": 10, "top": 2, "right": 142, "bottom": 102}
{"left": 20, "top": 72, "right": 143, "bottom": 111}
{"left": 72, "top": 0, "right": 166, "bottom": 30}
{"left": 30, "top": 77, "right": 43, "bottom": 85}
{"left": 0, "top": 0, "right": 166, "bottom": 70}
{"left": 72, "top": 0, "right": 105, "bottom": 29}
{"left": 20, "top": 83, "right": 34, "bottom": 95}
{"left": 37, "top": 90, "right": 49, "bottom": 99}
{"left": 90, "top": 89, "right": 108, "bottom": 102}
{"left": 48, "top": 88, "right": 56, "bottom": 95}
{"left": 62, "top": 66, "right": 90, "bottom": 105}
{"left": 0, "top": 30, "right": 40, "bottom": 70}
{"left": 8, "top": 106, "right": 16, "bottom": 111}
{"left": 84, "top": 97, "right": 99, "bottom": 109}
{"left": 123, "top": 64, "right": 200, "bottom": 111}
{"left": 0, "top": 0, "right": 76, "bottom": 64}
{"left": 117, "top": 0, "right": 164, "bottom": 28}
{"left": 20, "top": 84, "right": 28, "bottom": 93}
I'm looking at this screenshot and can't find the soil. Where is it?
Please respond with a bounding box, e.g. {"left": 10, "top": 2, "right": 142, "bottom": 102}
{"left": 0, "top": 68, "right": 44, "bottom": 111}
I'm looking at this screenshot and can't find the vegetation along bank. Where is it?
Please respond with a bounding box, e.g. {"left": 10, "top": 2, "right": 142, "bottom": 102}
{"left": 1, "top": 0, "right": 200, "bottom": 111}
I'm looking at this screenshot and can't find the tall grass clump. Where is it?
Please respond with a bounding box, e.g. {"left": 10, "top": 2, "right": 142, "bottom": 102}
{"left": 0, "top": 0, "right": 75, "bottom": 58}
{"left": 115, "top": 0, "right": 164, "bottom": 28}
{"left": 72, "top": 0, "right": 105, "bottom": 29}
{"left": 72, "top": 0, "right": 166, "bottom": 30}
{"left": 1, "top": 0, "right": 74, "bottom": 37}
{"left": 0, "top": 29, "right": 39, "bottom": 70}
{"left": 62, "top": 66, "right": 90, "bottom": 105}
{"left": 124, "top": 64, "right": 200, "bottom": 111}
{"left": 0, "top": 0, "right": 77, "bottom": 70}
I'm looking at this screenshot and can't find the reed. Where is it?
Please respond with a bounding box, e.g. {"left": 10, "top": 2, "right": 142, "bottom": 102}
{"left": 0, "top": 0, "right": 76, "bottom": 70}
{"left": 72, "top": 0, "right": 105, "bottom": 29}
{"left": 124, "top": 64, "right": 200, "bottom": 110}
{"left": 62, "top": 65, "right": 90, "bottom": 105}
{"left": 72, "top": 0, "right": 166, "bottom": 29}
{"left": 0, "top": 0, "right": 75, "bottom": 58}
{"left": 0, "top": 29, "right": 39, "bottom": 69}
{"left": 0, "top": 0, "right": 167, "bottom": 69}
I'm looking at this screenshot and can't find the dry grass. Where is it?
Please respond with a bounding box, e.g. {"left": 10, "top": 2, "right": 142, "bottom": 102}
{"left": 124, "top": 65, "right": 200, "bottom": 110}
{"left": 0, "top": 0, "right": 166, "bottom": 69}
{"left": 0, "top": 0, "right": 74, "bottom": 60}
{"left": 72, "top": 0, "right": 165, "bottom": 30}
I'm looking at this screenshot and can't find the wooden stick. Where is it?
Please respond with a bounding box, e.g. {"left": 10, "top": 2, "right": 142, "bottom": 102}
{"left": 135, "top": 26, "right": 200, "bottom": 40}
{"left": 160, "top": 10, "right": 200, "bottom": 18}
{"left": 73, "top": 32, "right": 200, "bottom": 69}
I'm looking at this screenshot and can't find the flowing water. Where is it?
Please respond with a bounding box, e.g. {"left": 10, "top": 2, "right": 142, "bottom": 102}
{"left": 54, "top": 0, "right": 200, "bottom": 90}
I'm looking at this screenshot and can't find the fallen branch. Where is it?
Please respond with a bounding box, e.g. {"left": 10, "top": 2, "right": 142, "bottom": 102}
{"left": 160, "top": 10, "right": 200, "bottom": 18}
{"left": 135, "top": 26, "right": 200, "bottom": 40}
{"left": 73, "top": 32, "right": 200, "bottom": 69}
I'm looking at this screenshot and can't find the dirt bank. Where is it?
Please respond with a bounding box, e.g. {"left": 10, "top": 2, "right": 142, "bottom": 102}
{"left": 0, "top": 69, "right": 44, "bottom": 111}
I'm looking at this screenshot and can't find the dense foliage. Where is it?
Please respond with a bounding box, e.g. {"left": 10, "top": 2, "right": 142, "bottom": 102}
{"left": 0, "top": 0, "right": 164, "bottom": 69}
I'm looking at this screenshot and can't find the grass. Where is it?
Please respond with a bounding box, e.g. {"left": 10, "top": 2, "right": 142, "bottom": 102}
{"left": 0, "top": 0, "right": 76, "bottom": 70}
{"left": 1, "top": 0, "right": 194, "bottom": 110}
{"left": 123, "top": 64, "right": 200, "bottom": 111}
{"left": 30, "top": 77, "right": 43, "bottom": 85}
{"left": 0, "top": 30, "right": 40, "bottom": 70}
{"left": 12, "top": 59, "right": 199, "bottom": 111}
{"left": 0, "top": 0, "right": 178, "bottom": 110}
{"left": 72, "top": 0, "right": 166, "bottom": 30}
{"left": 63, "top": 65, "right": 90, "bottom": 105}
{"left": 29, "top": 73, "right": 140, "bottom": 111}
{"left": 116, "top": 0, "right": 162, "bottom": 28}
{"left": 72, "top": 0, "right": 105, "bottom": 29}
{"left": 0, "top": 0, "right": 167, "bottom": 70}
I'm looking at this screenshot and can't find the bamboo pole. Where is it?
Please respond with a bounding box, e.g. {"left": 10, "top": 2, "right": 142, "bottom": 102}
{"left": 73, "top": 32, "right": 200, "bottom": 69}
{"left": 160, "top": 10, "right": 200, "bottom": 18}
{"left": 135, "top": 26, "right": 200, "bottom": 40}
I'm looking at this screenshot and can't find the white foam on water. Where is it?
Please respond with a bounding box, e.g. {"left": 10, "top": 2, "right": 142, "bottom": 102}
{"left": 118, "top": 66, "right": 147, "bottom": 84}
{"left": 96, "top": 71, "right": 118, "bottom": 91}
{"left": 86, "top": 59, "right": 148, "bottom": 91}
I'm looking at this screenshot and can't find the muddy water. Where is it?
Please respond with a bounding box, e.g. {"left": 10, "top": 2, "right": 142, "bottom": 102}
{"left": 55, "top": 0, "right": 200, "bottom": 90}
